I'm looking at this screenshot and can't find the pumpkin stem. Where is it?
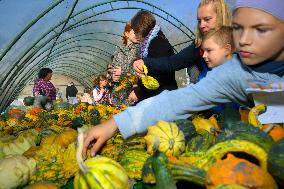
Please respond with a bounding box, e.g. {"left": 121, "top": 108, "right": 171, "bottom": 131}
{"left": 76, "top": 128, "right": 89, "bottom": 173}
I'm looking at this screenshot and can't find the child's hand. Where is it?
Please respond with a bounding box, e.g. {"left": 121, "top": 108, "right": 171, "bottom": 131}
{"left": 82, "top": 118, "right": 118, "bottom": 158}
{"left": 128, "top": 90, "right": 139, "bottom": 103}
{"left": 133, "top": 59, "right": 144, "bottom": 76}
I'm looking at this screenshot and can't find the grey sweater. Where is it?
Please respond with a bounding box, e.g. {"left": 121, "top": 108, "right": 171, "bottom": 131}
{"left": 114, "top": 54, "right": 284, "bottom": 138}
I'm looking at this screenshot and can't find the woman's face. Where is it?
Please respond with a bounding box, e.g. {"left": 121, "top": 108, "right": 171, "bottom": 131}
{"left": 44, "top": 72, "right": 52, "bottom": 81}
{"left": 197, "top": 4, "right": 217, "bottom": 35}
{"left": 125, "top": 29, "right": 140, "bottom": 43}
{"left": 233, "top": 8, "right": 284, "bottom": 65}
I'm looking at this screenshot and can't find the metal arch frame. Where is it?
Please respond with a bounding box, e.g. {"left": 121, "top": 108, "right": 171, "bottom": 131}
{"left": 0, "top": 0, "right": 196, "bottom": 111}
{"left": 1, "top": 2, "right": 194, "bottom": 82}
{"left": 1, "top": 37, "right": 118, "bottom": 101}
{"left": 0, "top": 12, "right": 190, "bottom": 87}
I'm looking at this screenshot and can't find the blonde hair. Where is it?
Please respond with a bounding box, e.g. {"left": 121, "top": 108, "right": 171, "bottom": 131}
{"left": 202, "top": 26, "right": 234, "bottom": 52}
{"left": 195, "top": 0, "right": 232, "bottom": 47}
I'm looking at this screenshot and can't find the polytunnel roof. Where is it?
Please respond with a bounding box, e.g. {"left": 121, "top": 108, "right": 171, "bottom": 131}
{"left": 0, "top": 0, "right": 235, "bottom": 111}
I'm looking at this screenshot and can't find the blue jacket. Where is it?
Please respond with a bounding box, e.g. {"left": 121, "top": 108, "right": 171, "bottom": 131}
{"left": 114, "top": 54, "right": 284, "bottom": 138}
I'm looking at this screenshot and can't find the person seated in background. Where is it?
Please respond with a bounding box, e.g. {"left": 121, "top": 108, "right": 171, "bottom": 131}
{"left": 33, "top": 68, "right": 56, "bottom": 101}
{"left": 66, "top": 82, "right": 78, "bottom": 104}
{"left": 93, "top": 75, "right": 110, "bottom": 105}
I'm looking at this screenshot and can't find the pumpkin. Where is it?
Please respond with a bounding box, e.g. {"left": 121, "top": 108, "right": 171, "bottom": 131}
{"left": 185, "top": 129, "right": 215, "bottom": 157}
{"left": 52, "top": 102, "right": 71, "bottom": 111}
{"left": 141, "top": 65, "right": 159, "bottom": 90}
{"left": 142, "top": 151, "right": 176, "bottom": 189}
{"left": 194, "top": 140, "right": 268, "bottom": 171}
{"left": 174, "top": 119, "right": 196, "bottom": 142}
{"left": 145, "top": 120, "right": 185, "bottom": 157}
{"left": 30, "top": 143, "right": 78, "bottom": 186}
{"left": 0, "top": 129, "right": 39, "bottom": 158}
{"left": 217, "top": 121, "right": 273, "bottom": 153}
{"left": 192, "top": 116, "right": 220, "bottom": 135}
{"left": 40, "top": 127, "right": 77, "bottom": 148}
{"left": 74, "top": 130, "right": 130, "bottom": 189}
{"left": 0, "top": 155, "right": 36, "bottom": 189}
{"left": 24, "top": 181, "right": 59, "bottom": 189}
{"left": 24, "top": 96, "right": 35, "bottom": 106}
{"left": 100, "top": 133, "right": 124, "bottom": 161}
{"left": 262, "top": 123, "right": 284, "bottom": 141}
{"left": 206, "top": 153, "right": 277, "bottom": 189}
{"left": 119, "top": 149, "right": 150, "bottom": 180}
{"left": 268, "top": 138, "right": 284, "bottom": 186}
{"left": 212, "top": 184, "right": 250, "bottom": 189}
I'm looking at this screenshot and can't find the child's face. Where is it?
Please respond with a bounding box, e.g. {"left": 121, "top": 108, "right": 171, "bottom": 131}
{"left": 100, "top": 79, "right": 107, "bottom": 86}
{"left": 233, "top": 8, "right": 284, "bottom": 65}
{"left": 197, "top": 4, "right": 217, "bottom": 35}
{"left": 124, "top": 29, "right": 139, "bottom": 44}
{"left": 202, "top": 37, "right": 231, "bottom": 68}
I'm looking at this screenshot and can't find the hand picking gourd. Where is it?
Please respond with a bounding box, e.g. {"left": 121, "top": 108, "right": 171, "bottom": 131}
{"left": 74, "top": 129, "right": 130, "bottom": 189}
{"left": 141, "top": 65, "right": 159, "bottom": 90}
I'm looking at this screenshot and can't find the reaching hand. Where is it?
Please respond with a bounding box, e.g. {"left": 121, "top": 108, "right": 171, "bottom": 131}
{"left": 128, "top": 90, "right": 139, "bottom": 103}
{"left": 82, "top": 118, "right": 118, "bottom": 158}
{"left": 133, "top": 59, "right": 145, "bottom": 76}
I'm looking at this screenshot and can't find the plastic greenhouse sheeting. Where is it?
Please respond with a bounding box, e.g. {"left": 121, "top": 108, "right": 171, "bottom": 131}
{"left": 0, "top": 0, "right": 235, "bottom": 111}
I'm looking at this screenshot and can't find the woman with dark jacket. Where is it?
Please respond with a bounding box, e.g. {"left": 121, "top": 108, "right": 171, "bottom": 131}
{"left": 133, "top": 0, "right": 232, "bottom": 84}
{"left": 127, "top": 10, "right": 178, "bottom": 102}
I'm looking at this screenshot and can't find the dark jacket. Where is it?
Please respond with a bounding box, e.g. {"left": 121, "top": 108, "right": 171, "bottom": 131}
{"left": 134, "top": 30, "right": 178, "bottom": 101}
{"left": 143, "top": 42, "right": 204, "bottom": 84}
{"left": 66, "top": 85, "right": 78, "bottom": 98}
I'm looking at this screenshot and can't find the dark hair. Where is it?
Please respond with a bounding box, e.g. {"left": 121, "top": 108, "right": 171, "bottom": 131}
{"left": 131, "top": 10, "right": 156, "bottom": 39}
{"left": 38, "top": 68, "right": 52, "bottom": 79}
{"left": 93, "top": 74, "right": 107, "bottom": 86}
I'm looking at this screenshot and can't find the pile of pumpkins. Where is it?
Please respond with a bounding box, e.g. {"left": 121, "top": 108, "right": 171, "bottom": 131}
{"left": 1, "top": 103, "right": 284, "bottom": 189}
{"left": 73, "top": 104, "right": 284, "bottom": 189}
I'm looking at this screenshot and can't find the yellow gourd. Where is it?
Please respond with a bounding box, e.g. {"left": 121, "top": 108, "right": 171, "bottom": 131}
{"left": 74, "top": 129, "right": 130, "bottom": 189}
{"left": 145, "top": 120, "right": 185, "bottom": 157}
{"left": 141, "top": 65, "right": 159, "bottom": 90}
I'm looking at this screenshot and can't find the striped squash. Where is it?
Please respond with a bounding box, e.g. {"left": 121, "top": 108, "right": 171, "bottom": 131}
{"left": 74, "top": 129, "right": 129, "bottom": 189}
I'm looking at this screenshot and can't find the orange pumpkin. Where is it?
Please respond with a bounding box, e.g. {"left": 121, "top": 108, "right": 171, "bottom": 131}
{"left": 206, "top": 153, "right": 277, "bottom": 189}
{"left": 262, "top": 124, "right": 284, "bottom": 141}
{"left": 41, "top": 127, "right": 77, "bottom": 148}
{"left": 24, "top": 181, "right": 59, "bottom": 189}
{"left": 239, "top": 109, "right": 249, "bottom": 123}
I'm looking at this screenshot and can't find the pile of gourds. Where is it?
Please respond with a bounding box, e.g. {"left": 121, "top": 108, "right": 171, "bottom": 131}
{"left": 1, "top": 102, "right": 284, "bottom": 189}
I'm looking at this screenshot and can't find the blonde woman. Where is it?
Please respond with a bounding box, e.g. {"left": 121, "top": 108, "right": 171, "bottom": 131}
{"left": 133, "top": 0, "right": 231, "bottom": 83}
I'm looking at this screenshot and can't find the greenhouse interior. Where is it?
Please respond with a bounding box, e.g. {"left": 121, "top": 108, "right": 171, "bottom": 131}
{"left": 0, "top": 0, "right": 283, "bottom": 188}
